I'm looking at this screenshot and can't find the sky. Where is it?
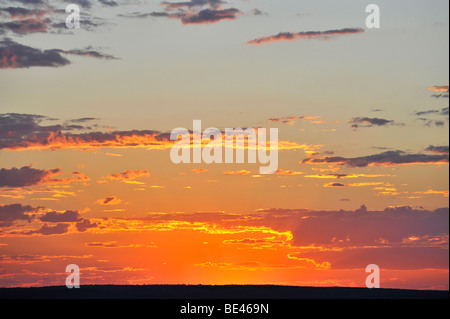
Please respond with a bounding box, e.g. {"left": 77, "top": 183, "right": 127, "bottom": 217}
{"left": 0, "top": 0, "right": 449, "bottom": 290}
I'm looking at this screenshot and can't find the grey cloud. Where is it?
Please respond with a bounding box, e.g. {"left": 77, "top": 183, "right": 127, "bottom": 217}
{"left": 0, "top": 166, "right": 61, "bottom": 188}
{"left": 40, "top": 210, "right": 83, "bottom": 223}
{"left": 301, "top": 150, "right": 449, "bottom": 167}
{"left": 0, "top": 39, "right": 117, "bottom": 69}
{"left": 349, "top": 117, "right": 399, "bottom": 129}
{"left": 0, "top": 203, "right": 37, "bottom": 227}
{"left": 425, "top": 145, "right": 449, "bottom": 155}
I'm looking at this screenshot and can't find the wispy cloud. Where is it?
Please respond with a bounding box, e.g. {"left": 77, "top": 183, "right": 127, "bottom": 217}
{"left": 302, "top": 150, "right": 449, "bottom": 168}
{"left": 119, "top": 0, "right": 241, "bottom": 25}
{"left": 0, "top": 39, "right": 117, "bottom": 69}
{"left": 247, "top": 28, "right": 364, "bottom": 45}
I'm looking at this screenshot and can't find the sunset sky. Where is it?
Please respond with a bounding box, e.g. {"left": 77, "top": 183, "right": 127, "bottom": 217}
{"left": 0, "top": 0, "right": 449, "bottom": 290}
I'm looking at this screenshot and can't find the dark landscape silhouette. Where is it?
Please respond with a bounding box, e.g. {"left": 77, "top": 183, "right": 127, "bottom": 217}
{"left": 0, "top": 285, "right": 448, "bottom": 299}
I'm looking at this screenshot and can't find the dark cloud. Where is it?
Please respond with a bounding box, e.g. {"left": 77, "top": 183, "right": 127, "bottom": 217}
{"left": 40, "top": 210, "right": 82, "bottom": 223}
{"left": 0, "top": 113, "right": 172, "bottom": 151}
{"left": 349, "top": 117, "right": 399, "bottom": 129}
{"left": 415, "top": 110, "right": 440, "bottom": 116}
{"left": 162, "top": 0, "right": 225, "bottom": 9}
{"left": 287, "top": 206, "right": 450, "bottom": 271}
{"left": 251, "top": 8, "right": 267, "bottom": 16}
{"left": 0, "top": 38, "right": 70, "bottom": 68}
{"left": 0, "top": 39, "right": 118, "bottom": 69}
{"left": 425, "top": 145, "right": 449, "bottom": 155}
{"left": 138, "top": 206, "right": 449, "bottom": 268}
{"left": 118, "top": 11, "right": 171, "bottom": 18}
{"left": 61, "top": 48, "right": 118, "bottom": 60}
{"left": 3, "top": 0, "right": 47, "bottom": 5}
{"left": 67, "top": 117, "right": 99, "bottom": 123}
{"left": 98, "top": 0, "right": 118, "bottom": 7}
{"left": 120, "top": 0, "right": 241, "bottom": 25}
{"left": 61, "top": 0, "right": 94, "bottom": 9}
{"left": 179, "top": 8, "right": 240, "bottom": 24}
{"left": 30, "top": 223, "right": 70, "bottom": 235}
{"left": 76, "top": 218, "right": 100, "bottom": 232}
{"left": 301, "top": 150, "right": 449, "bottom": 167}
{"left": 0, "top": 203, "right": 37, "bottom": 227}
{"left": 431, "top": 94, "right": 449, "bottom": 99}
{"left": 291, "top": 247, "right": 449, "bottom": 270}
{"left": 0, "top": 6, "right": 44, "bottom": 17}
{"left": 325, "top": 182, "right": 346, "bottom": 187}
{"left": 247, "top": 28, "right": 364, "bottom": 45}
{"left": 414, "top": 107, "right": 449, "bottom": 123}
{"left": 417, "top": 118, "right": 447, "bottom": 127}
{"left": 0, "top": 166, "right": 61, "bottom": 188}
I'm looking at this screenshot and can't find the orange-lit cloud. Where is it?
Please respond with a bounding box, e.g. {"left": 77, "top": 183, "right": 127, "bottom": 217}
{"left": 192, "top": 168, "right": 208, "bottom": 174}
{"left": 305, "top": 173, "right": 392, "bottom": 179}
{"left": 107, "top": 170, "right": 150, "bottom": 182}
{"left": 247, "top": 28, "right": 364, "bottom": 45}
{"left": 223, "top": 170, "right": 251, "bottom": 176}
{"left": 429, "top": 85, "right": 449, "bottom": 92}
{"left": 324, "top": 182, "right": 385, "bottom": 188}
{"left": 415, "top": 190, "right": 449, "bottom": 197}
{"left": 275, "top": 169, "right": 304, "bottom": 176}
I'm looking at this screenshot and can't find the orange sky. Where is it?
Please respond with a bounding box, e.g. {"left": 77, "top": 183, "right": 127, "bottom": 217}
{"left": 0, "top": 0, "right": 449, "bottom": 290}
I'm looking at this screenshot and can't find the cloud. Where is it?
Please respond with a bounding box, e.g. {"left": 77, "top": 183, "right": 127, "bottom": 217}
{"left": 0, "top": 203, "right": 37, "bottom": 227}
{"left": 417, "top": 118, "right": 447, "bottom": 127}
{"left": 120, "top": 0, "right": 241, "bottom": 25}
{"left": 107, "top": 169, "right": 150, "bottom": 182}
{"left": 0, "top": 166, "right": 60, "bottom": 188}
{"left": 0, "top": 166, "right": 89, "bottom": 188}
{"left": 247, "top": 28, "right": 364, "bottom": 45}
{"left": 290, "top": 247, "right": 449, "bottom": 270}
{"left": 301, "top": 150, "right": 449, "bottom": 168}
{"left": 425, "top": 145, "right": 449, "bottom": 155}
{"left": 289, "top": 206, "right": 449, "bottom": 246}
{"left": 305, "top": 173, "right": 391, "bottom": 179}
{"left": 161, "top": 0, "right": 225, "bottom": 9}
{"left": 0, "top": 113, "right": 173, "bottom": 150}
{"left": 429, "top": 85, "right": 449, "bottom": 93}
{"left": 251, "top": 8, "right": 267, "bottom": 16}
{"left": 98, "top": 0, "right": 118, "bottom": 7}
{"left": 0, "top": 38, "right": 69, "bottom": 68}
{"left": 0, "top": 39, "right": 117, "bottom": 69}
{"left": 0, "top": 113, "right": 310, "bottom": 152}
{"left": 28, "top": 223, "right": 71, "bottom": 236}
{"left": 95, "top": 196, "right": 123, "bottom": 205}
{"left": 223, "top": 170, "right": 251, "bottom": 176}
{"left": 192, "top": 168, "right": 208, "bottom": 174}
{"left": 324, "top": 182, "right": 384, "bottom": 188}
{"left": 431, "top": 92, "right": 449, "bottom": 99}
{"left": 179, "top": 8, "right": 240, "bottom": 24}
{"left": 275, "top": 169, "right": 304, "bottom": 176}
{"left": 39, "top": 210, "right": 82, "bottom": 223}
{"left": 268, "top": 116, "right": 322, "bottom": 126}
{"left": 268, "top": 116, "right": 299, "bottom": 126}
{"left": 61, "top": 48, "right": 118, "bottom": 60}
{"left": 414, "top": 107, "right": 449, "bottom": 127}
{"left": 75, "top": 218, "right": 100, "bottom": 232}
{"left": 349, "top": 117, "right": 401, "bottom": 129}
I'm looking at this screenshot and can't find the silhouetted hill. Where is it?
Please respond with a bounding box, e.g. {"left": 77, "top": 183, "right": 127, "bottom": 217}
{"left": 0, "top": 285, "right": 448, "bottom": 299}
